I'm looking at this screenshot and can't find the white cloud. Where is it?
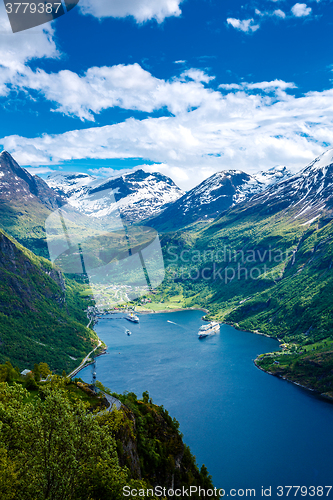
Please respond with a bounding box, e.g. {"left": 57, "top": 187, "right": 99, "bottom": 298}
{"left": 78, "top": 0, "right": 183, "bottom": 23}
{"left": 291, "top": 3, "right": 312, "bottom": 17}
{"left": 87, "top": 166, "right": 141, "bottom": 178}
{"left": 0, "top": 2, "right": 58, "bottom": 96}
{"left": 180, "top": 69, "right": 215, "bottom": 83}
{"left": 144, "top": 163, "right": 192, "bottom": 185}
{"left": 25, "top": 166, "right": 53, "bottom": 175}
{"left": 227, "top": 18, "right": 260, "bottom": 33}
{"left": 273, "top": 9, "right": 286, "bottom": 18}
{"left": 0, "top": 0, "right": 329, "bottom": 193}
{"left": 219, "top": 80, "right": 296, "bottom": 92}
{"left": 12, "top": 64, "right": 216, "bottom": 121}
{"left": 246, "top": 80, "right": 296, "bottom": 90}
{"left": 3, "top": 74, "right": 333, "bottom": 189}
{"left": 229, "top": 2, "right": 315, "bottom": 34}
{"left": 219, "top": 83, "right": 243, "bottom": 90}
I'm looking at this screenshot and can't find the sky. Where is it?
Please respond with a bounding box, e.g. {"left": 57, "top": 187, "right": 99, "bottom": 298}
{"left": 1, "top": 0, "right": 333, "bottom": 189}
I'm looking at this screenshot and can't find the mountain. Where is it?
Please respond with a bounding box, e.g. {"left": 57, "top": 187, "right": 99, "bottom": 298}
{"left": 244, "top": 149, "right": 333, "bottom": 224}
{"left": 148, "top": 166, "right": 291, "bottom": 231}
{"left": 0, "top": 151, "right": 65, "bottom": 256}
{"left": 46, "top": 172, "right": 96, "bottom": 199}
{"left": 161, "top": 149, "right": 333, "bottom": 331}
{"left": 157, "top": 150, "right": 333, "bottom": 395}
{"left": 0, "top": 228, "right": 98, "bottom": 372}
{"left": 46, "top": 169, "right": 184, "bottom": 223}
{"left": 0, "top": 150, "right": 64, "bottom": 210}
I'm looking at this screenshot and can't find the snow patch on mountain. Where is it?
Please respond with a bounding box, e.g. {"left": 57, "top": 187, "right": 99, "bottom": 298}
{"left": 304, "top": 149, "right": 333, "bottom": 173}
{"left": 46, "top": 172, "right": 97, "bottom": 199}
{"left": 147, "top": 165, "right": 293, "bottom": 230}
{"left": 254, "top": 165, "right": 291, "bottom": 184}
{"left": 46, "top": 170, "right": 184, "bottom": 223}
{"left": 178, "top": 166, "right": 291, "bottom": 214}
{"left": 46, "top": 163, "right": 294, "bottom": 230}
{"left": 249, "top": 148, "right": 333, "bottom": 223}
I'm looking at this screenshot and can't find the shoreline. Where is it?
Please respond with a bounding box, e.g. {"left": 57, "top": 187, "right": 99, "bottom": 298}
{"left": 225, "top": 321, "right": 275, "bottom": 339}
{"left": 70, "top": 350, "right": 107, "bottom": 378}
{"left": 227, "top": 321, "right": 333, "bottom": 403}
{"left": 136, "top": 306, "right": 209, "bottom": 315}
{"left": 253, "top": 357, "right": 333, "bottom": 405}
{"left": 77, "top": 309, "right": 333, "bottom": 404}
{"left": 69, "top": 350, "right": 107, "bottom": 379}
{"left": 69, "top": 335, "right": 106, "bottom": 378}
{"left": 71, "top": 307, "right": 209, "bottom": 378}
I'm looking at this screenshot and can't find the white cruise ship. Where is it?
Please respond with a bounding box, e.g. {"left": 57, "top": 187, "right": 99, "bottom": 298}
{"left": 125, "top": 313, "right": 139, "bottom": 323}
{"left": 198, "top": 321, "right": 220, "bottom": 338}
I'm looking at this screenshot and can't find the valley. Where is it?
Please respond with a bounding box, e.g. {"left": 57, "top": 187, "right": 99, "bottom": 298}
{"left": 2, "top": 147, "right": 333, "bottom": 496}
{"left": 1, "top": 148, "right": 333, "bottom": 399}
{"left": 2, "top": 1, "right": 333, "bottom": 496}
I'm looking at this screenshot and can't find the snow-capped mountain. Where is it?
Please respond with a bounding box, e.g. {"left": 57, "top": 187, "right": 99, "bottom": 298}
{"left": 252, "top": 165, "right": 292, "bottom": 187}
{"left": 148, "top": 166, "right": 292, "bottom": 230}
{"left": 247, "top": 149, "right": 333, "bottom": 225}
{"left": 46, "top": 169, "right": 184, "bottom": 223}
{"left": 46, "top": 172, "right": 96, "bottom": 200}
{"left": 0, "top": 151, "right": 64, "bottom": 210}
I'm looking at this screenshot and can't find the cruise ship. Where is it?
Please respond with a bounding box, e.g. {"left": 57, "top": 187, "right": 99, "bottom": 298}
{"left": 198, "top": 321, "right": 220, "bottom": 338}
{"left": 125, "top": 313, "right": 139, "bottom": 323}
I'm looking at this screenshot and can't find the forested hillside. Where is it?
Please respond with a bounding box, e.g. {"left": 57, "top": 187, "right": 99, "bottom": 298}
{"left": 0, "top": 229, "right": 97, "bottom": 373}
{"left": 0, "top": 372, "right": 214, "bottom": 500}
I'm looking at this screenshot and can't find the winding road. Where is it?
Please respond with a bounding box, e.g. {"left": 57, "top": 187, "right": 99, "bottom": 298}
{"left": 68, "top": 339, "right": 102, "bottom": 378}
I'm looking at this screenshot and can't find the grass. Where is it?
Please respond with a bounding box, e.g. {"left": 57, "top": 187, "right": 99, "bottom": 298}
{"left": 136, "top": 294, "right": 186, "bottom": 311}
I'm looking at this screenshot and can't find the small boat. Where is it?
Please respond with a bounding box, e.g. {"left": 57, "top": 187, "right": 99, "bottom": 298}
{"left": 126, "top": 329, "right": 132, "bottom": 336}
{"left": 198, "top": 321, "right": 220, "bottom": 338}
{"left": 125, "top": 313, "right": 139, "bottom": 323}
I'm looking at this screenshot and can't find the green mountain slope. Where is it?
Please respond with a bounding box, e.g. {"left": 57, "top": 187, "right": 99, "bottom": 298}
{"left": 159, "top": 151, "right": 333, "bottom": 344}
{"left": 159, "top": 212, "right": 333, "bottom": 394}
{"left": 184, "top": 206, "right": 333, "bottom": 342}
{"left": 161, "top": 204, "right": 332, "bottom": 339}
{"left": 155, "top": 153, "right": 333, "bottom": 394}
{"left": 0, "top": 197, "right": 52, "bottom": 257}
{"left": 0, "top": 229, "right": 98, "bottom": 373}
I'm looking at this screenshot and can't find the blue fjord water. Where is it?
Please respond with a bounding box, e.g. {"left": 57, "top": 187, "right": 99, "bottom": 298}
{"left": 80, "top": 310, "right": 333, "bottom": 497}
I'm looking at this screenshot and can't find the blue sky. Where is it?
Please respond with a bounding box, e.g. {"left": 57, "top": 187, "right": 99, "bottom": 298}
{"left": 0, "top": 0, "right": 333, "bottom": 189}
